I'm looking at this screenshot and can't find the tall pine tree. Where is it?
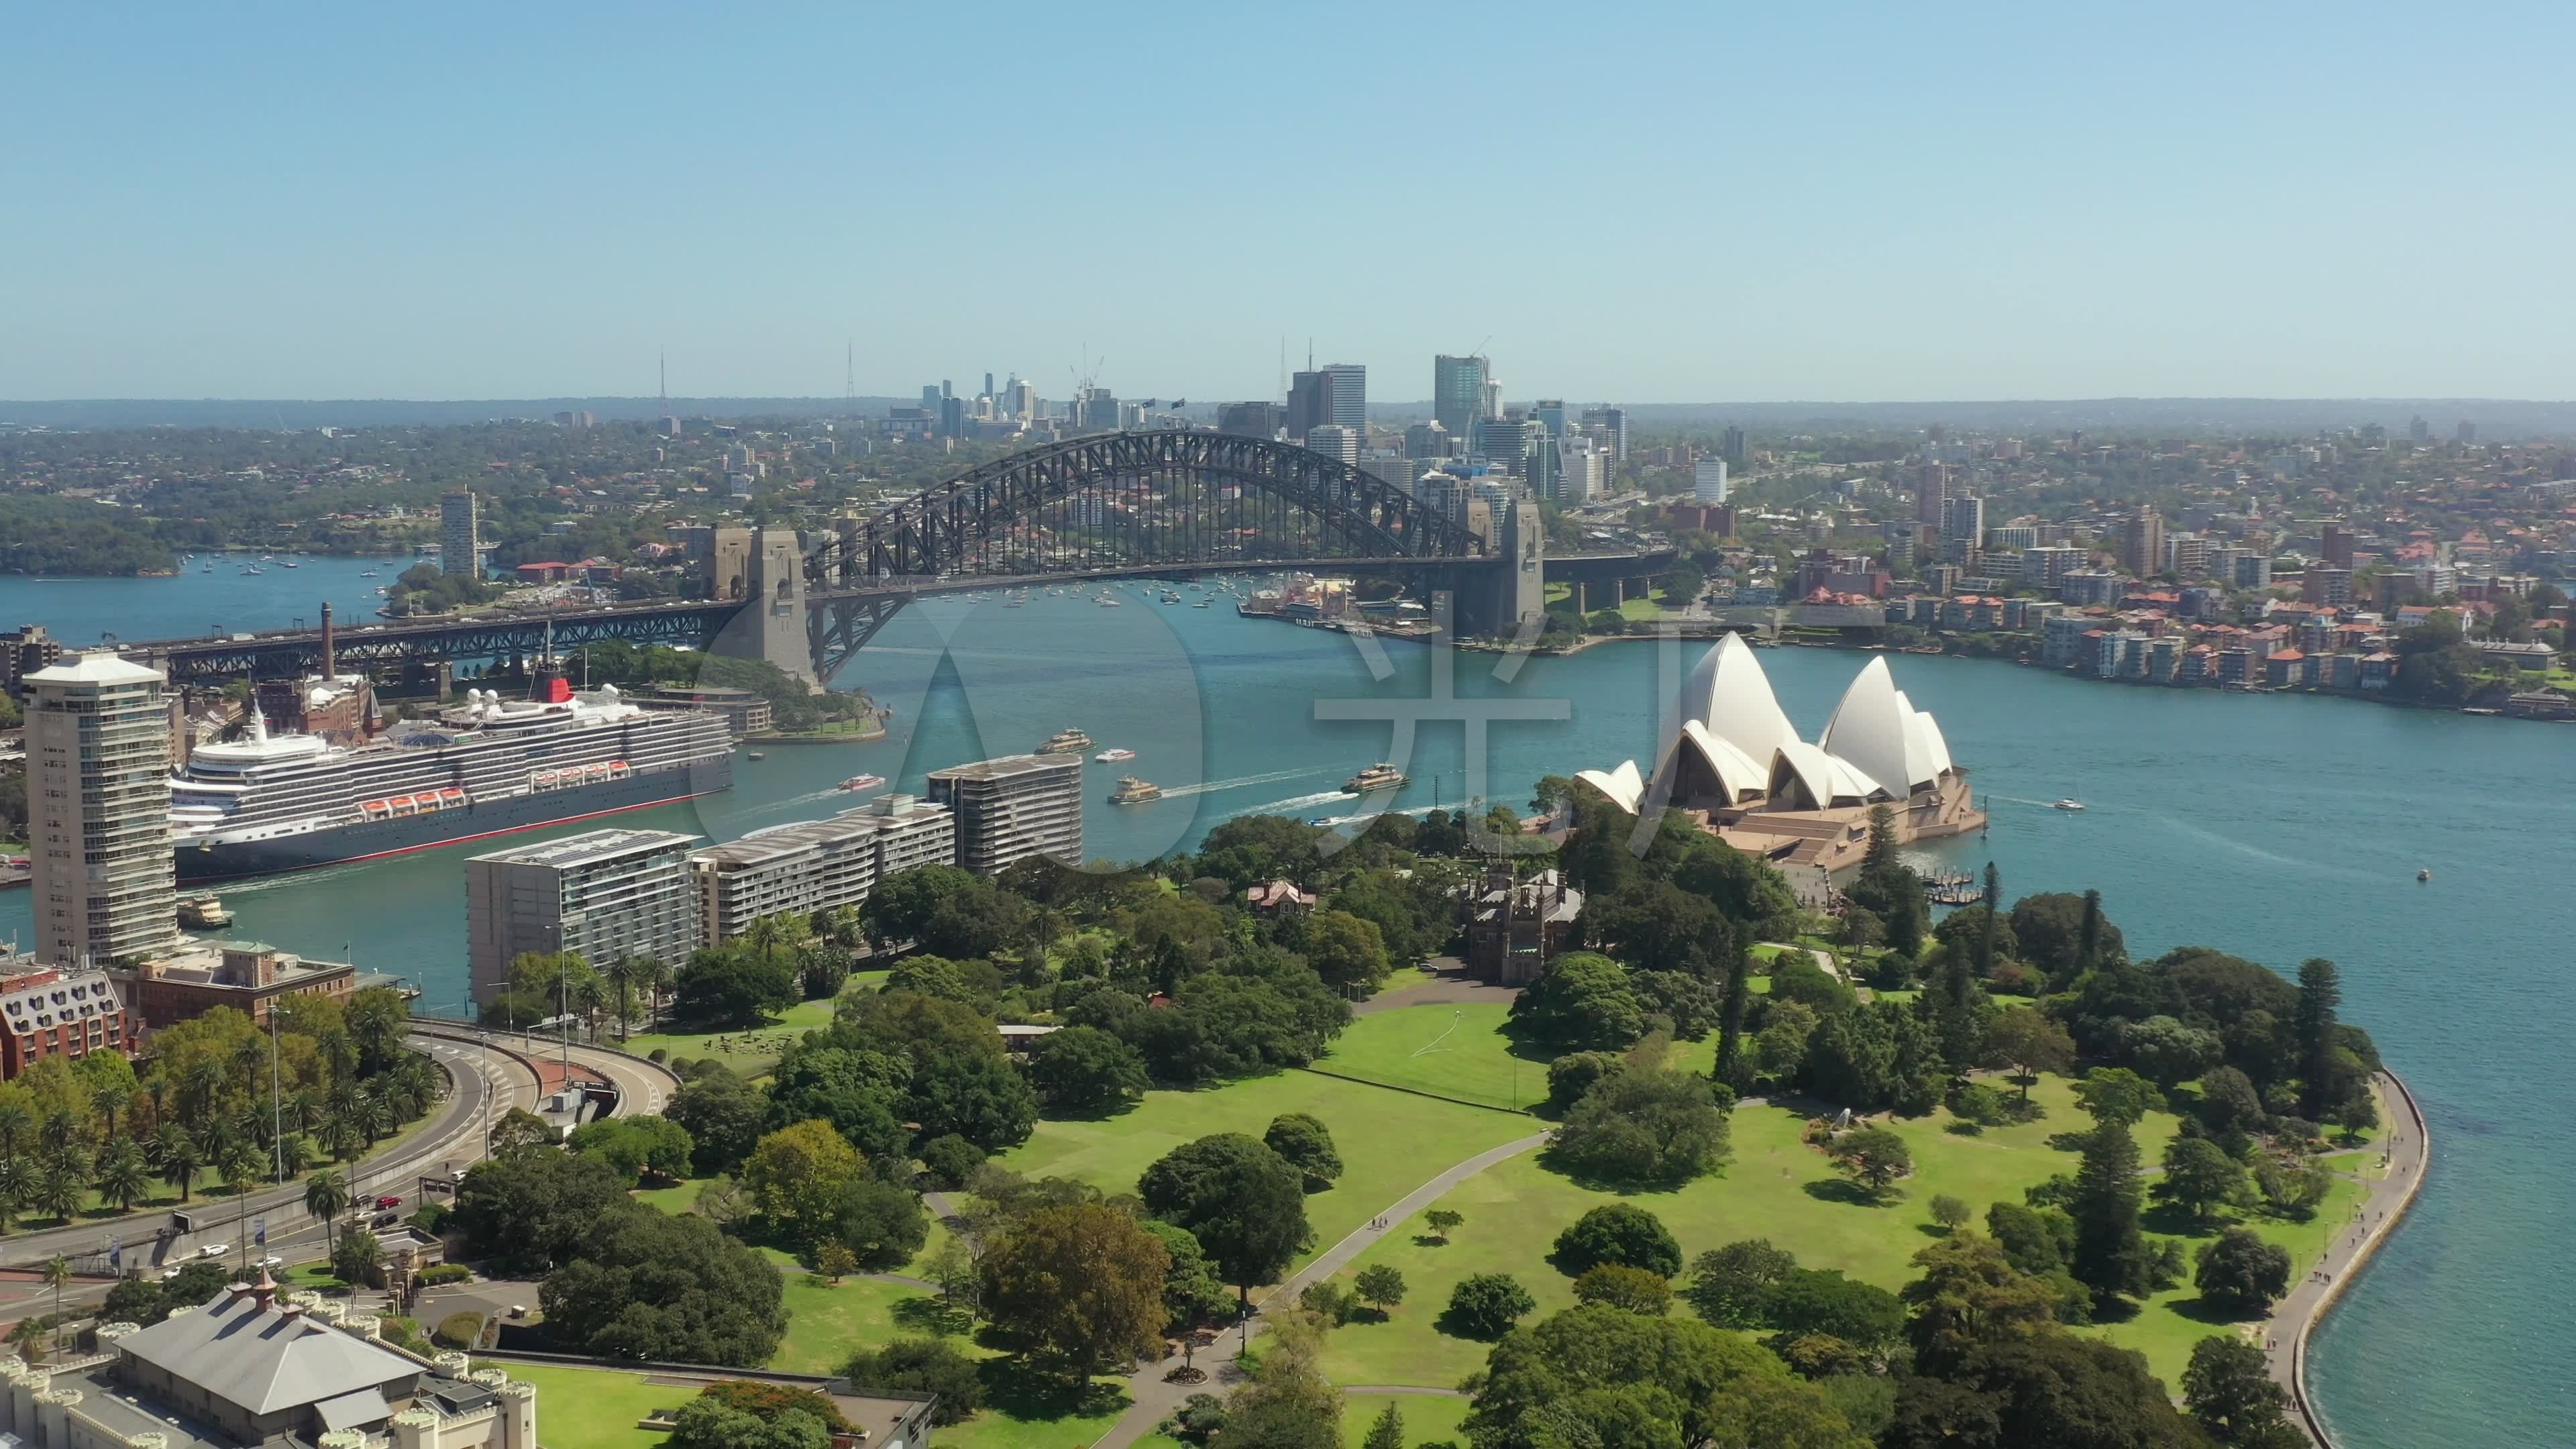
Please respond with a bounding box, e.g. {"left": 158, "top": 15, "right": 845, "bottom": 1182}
{"left": 2294, "top": 957, "right": 2344, "bottom": 1120}
{"left": 2076, "top": 888, "right": 2104, "bottom": 974}
{"left": 1714, "top": 934, "right": 1755, "bottom": 1092}
{"left": 1363, "top": 1401, "right": 1404, "bottom": 1449}
{"left": 2069, "top": 1117, "right": 2151, "bottom": 1303}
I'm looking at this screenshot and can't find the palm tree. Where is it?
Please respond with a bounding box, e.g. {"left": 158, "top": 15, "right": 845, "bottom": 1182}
{"left": 40, "top": 1256, "right": 69, "bottom": 1325}
{"left": 286, "top": 1089, "right": 321, "bottom": 1134}
{"left": 355, "top": 1089, "right": 395, "bottom": 1149}
{"left": 317, "top": 1113, "right": 362, "bottom": 1164}
{"left": 232, "top": 1037, "right": 270, "bottom": 1120}
{"left": 216, "top": 1139, "right": 260, "bottom": 1197}
{"left": 604, "top": 956, "right": 646, "bottom": 1040}
{"left": 30, "top": 1163, "right": 83, "bottom": 1224}
{"left": 647, "top": 957, "right": 677, "bottom": 1028}
{"left": 91, "top": 1086, "right": 128, "bottom": 1145}
{"left": 6, "top": 1316, "right": 50, "bottom": 1364}
{"left": 95, "top": 1139, "right": 150, "bottom": 1212}
{"left": 180, "top": 1059, "right": 225, "bottom": 1120}
{"left": 0, "top": 1104, "right": 32, "bottom": 1177}
{"left": 38, "top": 1111, "right": 78, "bottom": 1158}
{"left": 304, "top": 1169, "right": 352, "bottom": 1244}
{"left": 153, "top": 1122, "right": 203, "bottom": 1202}
{"left": 141, "top": 1073, "right": 172, "bottom": 1136}
{"left": 277, "top": 1132, "right": 313, "bottom": 1179}
{"left": 0, "top": 1157, "right": 25, "bottom": 1234}
{"left": 319, "top": 1029, "right": 358, "bottom": 1087}
{"left": 570, "top": 971, "right": 608, "bottom": 1044}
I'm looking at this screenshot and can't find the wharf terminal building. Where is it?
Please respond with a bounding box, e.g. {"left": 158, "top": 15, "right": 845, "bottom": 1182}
{"left": 1578, "top": 635, "right": 1984, "bottom": 875}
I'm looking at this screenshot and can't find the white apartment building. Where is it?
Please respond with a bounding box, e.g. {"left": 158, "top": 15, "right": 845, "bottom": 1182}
{"left": 466, "top": 828, "right": 700, "bottom": 1004}
{"left": 23, "top": 653, "right": 177, "bottom": 966}
{"left": 924, "top": 753, "right": 1083, "bottom": 875}
{"left": 690, "top": 794, "right": 956, "bottom": 945}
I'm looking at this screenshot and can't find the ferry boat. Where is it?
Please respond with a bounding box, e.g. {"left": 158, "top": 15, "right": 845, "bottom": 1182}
{"left": 1343, "top": 763, "right": 1408, "bottom": 794}
{"left": 166, "top": 675, "right": 734, "bottom": 882}
{"left": 1036, "top": 728, "right": 1094, "bottom": 755}
{"left": 1109, "top": 776, "right": 1163, "bottom": 804}
{"left": 839, "top": 773, "right": 887, "bottom": 792}
{"left": 1093, "top": 747, "right": 1136, "bottom": 763}
{"left": 176, "top": 895, "right": 232, "bottom": 930}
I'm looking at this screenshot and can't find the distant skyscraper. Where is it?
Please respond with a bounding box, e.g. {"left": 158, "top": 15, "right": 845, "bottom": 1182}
{"left": 922, "top": 384, "right": 943, "bottom": 411}
{"left": 1720, "top": 425, "right": 1748, "bottom": 466}
{"left": 1286, "top": 370, "right": 1326, "bottom": 439}
{"left": 1940, "top": 494, "right": 1984, "bottom": 548}
{"left": 2456, "top": 420, "right": 2477, "bottom": 443}
{"left": 441, "top": 491, "right": 480, "bottom": 578}
{"left": 1305, "top": 425, "right": 1360, "bottom": 465}
{"left": 2408, "top": 415, "right": 2430, "bottom": 443}
{"left": 1403, "top": 421, "right": 1452, "bottom": 459}
{"left": 1693, "top": 458, "right": 1729, "bottom": 503}
{"left": 24, "top": 653, "right": 176, "bottom": 967}
{"left": 1218, "top": 401, "right": 1286, "bottom": 438}
{"left": 1320, "top": 364, "right": 1366, "bottom": 434}
{"left": 2322, "top": 522, "right": 2355, "bottom": 570}
{"left": 1914, "top": 464, "right": 1948, "bottom": 527}
{"left": 1434, "top": 354, "right": 1489, "bottom": 438}
{"left": 2120, "top": 510, "right": 2167, "bottom": 577}
{"left": 1527, "top": 430, "right": 1564, "bottom": 502}
{"left": 1006, "top": 379, "right": 1035, "bottom": 419}
{"left": 1578, "top": 406, "right": 1628, "bottom": 466}
{"left": 1532, "top": 400, "right": 1567, "bottom": 437}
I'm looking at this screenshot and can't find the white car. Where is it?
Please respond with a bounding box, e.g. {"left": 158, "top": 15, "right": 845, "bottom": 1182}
{"left": 197, "top": 1244, "right": 228, "bottom": 1260}
{"left": 256, "top": 1254, "right": 283, "bottom": 1269}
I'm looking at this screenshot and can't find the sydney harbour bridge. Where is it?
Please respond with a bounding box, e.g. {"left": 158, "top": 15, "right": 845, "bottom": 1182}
{"left": 125, "top": 431, "right": 1674, "bottom": 688}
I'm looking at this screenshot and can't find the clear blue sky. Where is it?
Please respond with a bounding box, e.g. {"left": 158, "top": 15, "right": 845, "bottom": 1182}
{"left": 9, "top": 1, "right": 2571, "bottom": 402}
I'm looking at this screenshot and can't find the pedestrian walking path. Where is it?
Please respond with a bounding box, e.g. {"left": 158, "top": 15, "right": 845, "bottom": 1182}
{"left": 2265, "top": 1070, "right": 2428, "bottom": 1447}
{"left": 1089, "top": 1132, "right": 1550, "bottom": 1449}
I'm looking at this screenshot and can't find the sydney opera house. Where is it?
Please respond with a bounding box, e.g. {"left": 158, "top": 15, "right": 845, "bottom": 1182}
{"left": 1577, "top": 635, "right": 1985, "bottom": 875}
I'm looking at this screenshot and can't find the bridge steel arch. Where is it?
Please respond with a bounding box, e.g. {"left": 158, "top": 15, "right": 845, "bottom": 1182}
{"left": 807, "top": 429, "right": 1481, "bottom": 589}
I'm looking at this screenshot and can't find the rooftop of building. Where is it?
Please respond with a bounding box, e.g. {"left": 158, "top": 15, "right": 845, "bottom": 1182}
{"left": 468, "top": 827, "right": 701, "bottom": 869}
{"left": 23, "top": 651, "right": 163, "bottom": 687}
{"left": 116, "top": 1279, "right": 423, "bottom": 1418}
{"left": 926, "top": 752, "right": 1081, "bottom": 782}
{"left": 691, "top": 798, "right": 949, "bottom": 867}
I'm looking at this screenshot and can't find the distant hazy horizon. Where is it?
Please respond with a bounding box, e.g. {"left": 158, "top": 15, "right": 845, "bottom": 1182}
{"left": 9, "top": 395, "right": 2575, "bottom": 437}
{"left": 8, "top": 5, "right": 2571, "bottom": 401}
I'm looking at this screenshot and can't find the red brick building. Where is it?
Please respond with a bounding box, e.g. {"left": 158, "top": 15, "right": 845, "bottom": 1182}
{"left": 0, "top": 965, "right": 136, "bottom": 1079}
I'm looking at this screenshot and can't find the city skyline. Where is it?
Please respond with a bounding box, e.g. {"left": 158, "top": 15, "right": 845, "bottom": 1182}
{"left": 9, "top": 3, "right": 2575, "bottom": 402}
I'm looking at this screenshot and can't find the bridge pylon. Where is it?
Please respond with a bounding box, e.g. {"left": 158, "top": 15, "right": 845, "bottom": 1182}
{"left": 710, "top": 525, "right": 818, "bottom": 688}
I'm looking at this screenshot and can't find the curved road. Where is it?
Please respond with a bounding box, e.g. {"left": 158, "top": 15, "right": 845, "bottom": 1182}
{"left": 0, "top": 1028, "right": 540, "bottom": 1301}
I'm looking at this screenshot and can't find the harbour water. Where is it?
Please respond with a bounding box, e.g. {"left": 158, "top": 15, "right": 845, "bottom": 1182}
{"left": 0, "top": 568, "right": 2565, "bottom": 1446}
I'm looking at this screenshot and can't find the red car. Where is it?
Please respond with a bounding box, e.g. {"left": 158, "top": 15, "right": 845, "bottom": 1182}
{"left": 374, "top": 1195, "right": 403, "bottom": 1210}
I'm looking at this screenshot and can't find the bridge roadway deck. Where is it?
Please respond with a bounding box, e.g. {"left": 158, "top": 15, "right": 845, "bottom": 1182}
{"left": 119, "top": 549, "right": 1668, "bottom": 683}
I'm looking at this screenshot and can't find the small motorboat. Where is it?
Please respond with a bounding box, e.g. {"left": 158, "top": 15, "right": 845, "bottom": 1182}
{"left": 839, "top": 773, "right": 887, "bottom": 792}
{"left": 1307, "top": 817, "right": 1335, "bottom": 828}
{"left": 745, "top": 751, "right": 766, "bottom": 761}
{"left": 2418, "top": 867, "right": 2432, "bottom": 882}
{"left": 1094, "top": 747, "right": 1136, "bottom": 762}
{"left": 2051, "top": 798, "right": 2086, "bottom": 812}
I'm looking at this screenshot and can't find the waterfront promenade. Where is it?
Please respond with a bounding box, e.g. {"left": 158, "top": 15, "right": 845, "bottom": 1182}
{"left": 2271, "top": 1070, "right": 2430, "bottom": 1446}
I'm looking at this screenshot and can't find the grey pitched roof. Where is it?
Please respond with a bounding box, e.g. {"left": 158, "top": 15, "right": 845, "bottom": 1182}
{"left": 116, "top": 1289, "right": 419, "bottom": 1416}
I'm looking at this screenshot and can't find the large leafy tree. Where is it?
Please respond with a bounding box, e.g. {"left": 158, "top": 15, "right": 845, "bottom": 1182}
{"left": 1464, "top": 1304, "right": 1827, "bottom": 1449}
{"left": 1507, "top": 953, "right": 1645, "bottom": 1051}
{"left": 1550, "top": 1065, "right": 1731, "bottom": 1187}
{"left": 1136, "top": 1134, "right": 1311, "bottom": 1300}
{"left": 451, "top": 1149, "right": 633, "bottom": 1275}
{"left": 541, "top": 1206, "right": 788, "bottom": 1366}
{"left": 978, "top": 1203, "right": 1171, "bottom": 1382}
{"left": 741, "top": 1120, "right": 863, "bottom": 1243}
{"left": 1025, "top": 1026, "right": 1150, "bottom": 1114}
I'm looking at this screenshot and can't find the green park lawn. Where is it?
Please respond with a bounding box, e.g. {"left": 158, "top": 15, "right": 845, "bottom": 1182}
{"left": 1342, "top": 1392, "right": 1470, "bottom": 1444}
{"left": 621, "top": 998, "right": 837, "bottom": 1077}
{"left": 1309, "top": 1071, "right": 2226, "bottom": 1391}
{"left": 992, "top": 1063, "right": 1538, "bottom": 1278}
{"left": 1319, "top": 1002, "right": 1551, "bottom": 1110}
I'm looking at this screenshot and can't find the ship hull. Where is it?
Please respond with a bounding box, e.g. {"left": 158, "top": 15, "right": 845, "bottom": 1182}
{"left": 174, "top": 756, "right": 733, "bottom": 883}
